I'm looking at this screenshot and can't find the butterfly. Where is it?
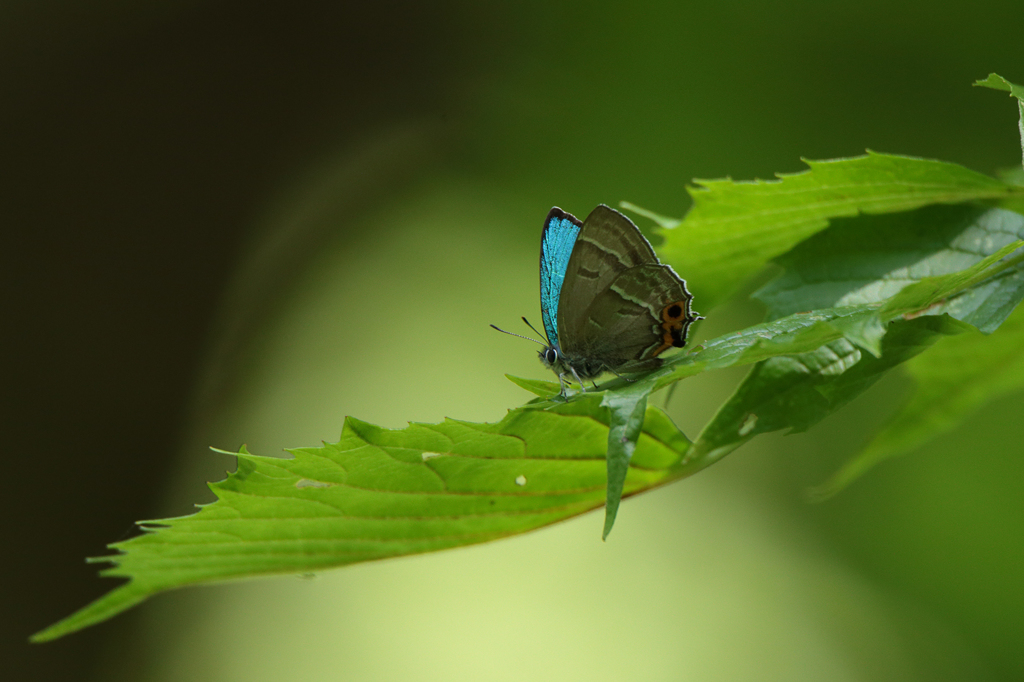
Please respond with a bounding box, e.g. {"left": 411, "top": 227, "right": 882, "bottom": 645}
{"left": 495, "top": 205, "right": 700, "bottom": 396}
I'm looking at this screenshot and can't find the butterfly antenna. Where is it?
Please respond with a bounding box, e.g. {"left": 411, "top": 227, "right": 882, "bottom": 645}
{"left": 521, "top": 317, "right": 548, "bottom": 341}
{"left": 490, "top": 324, "right": 546, "bottom": 347}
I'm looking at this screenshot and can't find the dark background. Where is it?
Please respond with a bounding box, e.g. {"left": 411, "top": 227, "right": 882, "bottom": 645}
{"left": 4, "top": 2, "right": 486, "bottom": 678}
{"left": 5, "top": 2, "right": 1024, "bottom": 680}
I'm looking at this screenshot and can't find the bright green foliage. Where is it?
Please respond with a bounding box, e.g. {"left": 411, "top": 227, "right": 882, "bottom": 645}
{"left": 31, "top": 399, "right": 691, "bottom": 642}
{"left": 654, "top": 152, "right": 1021, "bottom": 311}
{"left": 754, "top": 205, "right": 1024, "bottom": 333}
{"left": 693, "top": 316, "right": 966, "bottom": 469}
{"left": 34, "top": 73, "right": 1024, "bottom": 643}
{"left": 697, "top": 200, "right": 1024, "bottom": 486}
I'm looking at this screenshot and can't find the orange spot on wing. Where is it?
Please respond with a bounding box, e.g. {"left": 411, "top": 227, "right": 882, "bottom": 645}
{"left": 651, "top": 300, "right": 691, "bottom": 357}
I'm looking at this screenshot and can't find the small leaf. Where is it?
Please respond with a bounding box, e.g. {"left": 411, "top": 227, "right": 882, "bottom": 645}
{"left": 505, "top": 374, "right": 560, "bottom": 397}
{"left": 654, "top": 153, "right": 1021, "bottom": 311}
{"left": 600, "top": 385, "right": 651, "bottom": 540}
{"left": 975, "top": 73, "right": 1024, "bottom": 169}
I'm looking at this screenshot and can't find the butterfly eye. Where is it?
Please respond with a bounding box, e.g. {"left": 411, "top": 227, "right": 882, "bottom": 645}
{"left": 545, "top": 348, "right": 559, "bottom": 364}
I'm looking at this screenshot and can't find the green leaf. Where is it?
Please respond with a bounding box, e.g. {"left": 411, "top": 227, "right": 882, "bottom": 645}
{"left": 504, "top": 374, "right": 560, "bottom": 397}
{"left": 754, "top": 205, "right": 1024, "bottom": 334}
{"left": 975, "top": 73, "right": 1024, "bottom": 169}
{"left": 32, "top": 398, "right": 690, "bottom": 642}
{"left": 813, "top": 304, "right": 1024, "bottom": 497}
{"left": 600, "top": 385, "right": 650, "bottom": 539}
{"left": 691, "top": 316, "right": 967, "bottom": 468}
{"left": 653, "top": 153, "right": 1021, "bottom": 311}
{"left": 879, "top": 239, "right": 1024, "bottom": 322}
{"left": 504, "top": 374, "right": 660, "bottom": 540}
{"left": 682, "top": 210, "right": 1024, "bottom": 474}
{"left": 647, "top": 293, "right": 979, "bottom": 395}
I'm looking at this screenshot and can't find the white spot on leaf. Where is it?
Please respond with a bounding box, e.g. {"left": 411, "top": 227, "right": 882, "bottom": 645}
{"left": 515, "top": 475, "right": 527, "bottom": 486}
{"left": 295, "top": 479, "right": 332, "bottom": 489}
{"left": 421, "top": 451, "right": 443, "bottom": 461}
{"left": 738, "top": 413, "right": 758, "bottom": 437}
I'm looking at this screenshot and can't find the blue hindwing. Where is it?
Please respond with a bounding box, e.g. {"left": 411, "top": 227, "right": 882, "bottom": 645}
{"left": 539, "top": 208, "right": 582, "bottom": 349}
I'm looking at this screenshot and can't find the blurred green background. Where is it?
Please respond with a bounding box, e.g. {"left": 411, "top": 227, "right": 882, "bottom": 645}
{"left": 6, "top": 1, "right": 1024, "bottom": 680}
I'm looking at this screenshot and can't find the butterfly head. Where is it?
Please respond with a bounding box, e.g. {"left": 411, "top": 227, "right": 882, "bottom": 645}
{"left": 539, "top": 345, "right": 561, "bottom": 371}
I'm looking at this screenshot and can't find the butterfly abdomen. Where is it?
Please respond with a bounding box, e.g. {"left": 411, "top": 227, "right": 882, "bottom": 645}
{"left": 559, "top": 354, "right": 610, "bottom": 380}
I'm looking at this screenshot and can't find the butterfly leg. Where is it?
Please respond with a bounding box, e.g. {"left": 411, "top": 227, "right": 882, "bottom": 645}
{"left": 607, "top": 367, "right": 637, "bottom": 383}
{"left": 569, "top": 366, "right": 588, "bottom": 393}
